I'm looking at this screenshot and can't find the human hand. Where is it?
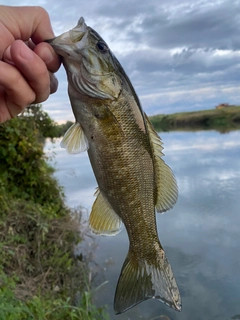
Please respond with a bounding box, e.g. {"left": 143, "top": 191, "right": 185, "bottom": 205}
{"left": 0, "top": 6, "right": 61, "bottom": 123}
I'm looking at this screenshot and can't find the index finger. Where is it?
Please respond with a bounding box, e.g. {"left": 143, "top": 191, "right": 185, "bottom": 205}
{"left": 0, "top": 6, "right": 55, "bottom": 43}
{"left": 10, "top": 40, "right": 51, "bottom": 103}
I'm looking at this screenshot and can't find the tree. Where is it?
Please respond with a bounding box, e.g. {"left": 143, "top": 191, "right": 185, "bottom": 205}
{"left": 23, "top": 104, "right": 59, "bottom": 138}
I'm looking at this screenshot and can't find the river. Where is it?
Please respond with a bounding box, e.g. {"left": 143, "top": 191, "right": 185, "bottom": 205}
{"left": 45, "top": 130, "right": 240, "bottom": 320}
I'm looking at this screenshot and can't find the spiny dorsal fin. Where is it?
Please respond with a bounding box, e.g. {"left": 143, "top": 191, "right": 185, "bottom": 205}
{"left": 60, "top": 122, "right": 89, "bottom": 154}
{"left": 89, "top": 188, "right": 122, "bottom": 236}
{"left": 145, "top": 115, "right": 178, "bottom": 213}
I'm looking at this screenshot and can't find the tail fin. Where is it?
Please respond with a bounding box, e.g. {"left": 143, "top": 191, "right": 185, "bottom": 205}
{"left": 114, "top": 249, "right": 181, "bottom": 314}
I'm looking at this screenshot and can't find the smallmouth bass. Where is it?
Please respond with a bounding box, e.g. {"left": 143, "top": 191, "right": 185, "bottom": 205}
{"left": 47, "top": 17, "right": 181, "bottom": 314}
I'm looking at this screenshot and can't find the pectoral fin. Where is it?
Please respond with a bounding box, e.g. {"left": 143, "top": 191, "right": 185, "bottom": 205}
{"left": 60, "top": 122, "right": 89, "bottom": 154}
{"left": 89, "top": 189, "right": 122, "bottom": 236}
{"left": 145, "top": 115, "right": 178, "bottom": 213}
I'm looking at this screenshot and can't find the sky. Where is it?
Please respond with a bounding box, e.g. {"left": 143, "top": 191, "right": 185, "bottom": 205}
{"left": 3, "top": 0, "right": 240, "bottom": 122}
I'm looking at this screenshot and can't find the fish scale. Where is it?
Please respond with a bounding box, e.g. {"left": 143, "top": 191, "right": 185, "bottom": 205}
{"left": 47, "top": 16, "right": 181, "bottom": 314}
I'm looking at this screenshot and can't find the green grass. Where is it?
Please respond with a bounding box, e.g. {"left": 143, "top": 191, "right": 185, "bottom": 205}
{"left": 149, "top": 106, "right": 240, "bottom": 132}
{"left": 0, "top": 106, "right": 109, "bottom": 320}
{"left": 0, "top": 272, "right": 108, "bottom": 320}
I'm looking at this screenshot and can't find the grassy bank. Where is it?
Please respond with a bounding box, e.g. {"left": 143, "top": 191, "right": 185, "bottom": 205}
{"left": 149, "top": 106, "right": 240, "bottom": 132}
{"left": 0, "top": 106, "right": 108, "bottom": 320}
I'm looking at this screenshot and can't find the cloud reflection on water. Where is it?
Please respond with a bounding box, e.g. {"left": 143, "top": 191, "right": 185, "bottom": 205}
{"left": 45, "top": 130, "right": 240, "bottom": 320}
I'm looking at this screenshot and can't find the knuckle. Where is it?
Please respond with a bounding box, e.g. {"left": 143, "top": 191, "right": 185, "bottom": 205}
{"left": 34, "top": 6, "right": 52, "bottom": 28}
{"left": 10, "top": 74, "right": 35, "bottom": 105}
{"left": 34, "top": 84, "right": 50, "bottom": 103}
{"left": 35, "top": 68, "right": 49, "bottom": 83}
{"left": 25, "top": 92, "right": 36, "bottom": 105}
{"left": 31, "top": 65, "right": 50, "bottom": 89}
{"left": 34, "top": 6, "right": 49, "bottom": 19}
{"left": 10, "top": 71, "right": 23, "bottom": 87}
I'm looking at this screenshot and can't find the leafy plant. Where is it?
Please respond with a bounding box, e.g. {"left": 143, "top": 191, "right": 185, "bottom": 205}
{"left": 0, "top": 106, "right": 108, "bottom": 319}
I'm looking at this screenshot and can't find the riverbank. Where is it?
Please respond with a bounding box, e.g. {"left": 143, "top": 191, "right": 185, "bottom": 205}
{"left": 149, "top": 106, "right": 240, "bottom": 132}
{"left": 0, "top": 106, "right": 108, "bottom": 320}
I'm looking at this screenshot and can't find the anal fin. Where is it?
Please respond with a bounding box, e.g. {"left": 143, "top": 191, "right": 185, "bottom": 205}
{"left": 89, "top": 189, "right": 122, "bottom": 236}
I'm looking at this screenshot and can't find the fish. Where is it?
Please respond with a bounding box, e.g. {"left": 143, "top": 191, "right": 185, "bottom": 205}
{"left": 47, "top": 17, "right": 181, "bottom": 314}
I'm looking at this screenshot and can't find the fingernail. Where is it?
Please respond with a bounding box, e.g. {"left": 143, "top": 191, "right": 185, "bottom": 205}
{"left": 19, "top": 42, "right": 35, "bottom": 61}
{"left": 3, "top": 46, "right": 14, "bottom": 65}
{"left": 50, "top": 73, "right": 58, "bottom": 94}
{"left": 40, "top": 47, "right": 54, "bottom": 64}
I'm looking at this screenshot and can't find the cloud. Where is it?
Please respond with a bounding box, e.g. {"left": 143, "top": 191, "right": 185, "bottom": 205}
{"left": 140, "top": 2, "right": 240, "bottom": 50}
{"left": 3, "top": 0, "right": 240, "bottom": 121}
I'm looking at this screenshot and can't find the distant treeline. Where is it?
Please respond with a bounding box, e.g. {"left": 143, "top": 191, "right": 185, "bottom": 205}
{"left": 37, "top": 103, "right": 240, "bottom": 137}
{"left": 149, "top": 106, "right": 240, "bottom": 133}
{"left": 53, "top": 120, "right": 74, "bottom": 137}
{"left": 22, "top": 104, "right": 74, "bottom": 138}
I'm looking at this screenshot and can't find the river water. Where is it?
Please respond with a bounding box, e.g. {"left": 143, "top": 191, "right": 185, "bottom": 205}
{"left": 45, "top": 130, "right": 240, "bottom": 320}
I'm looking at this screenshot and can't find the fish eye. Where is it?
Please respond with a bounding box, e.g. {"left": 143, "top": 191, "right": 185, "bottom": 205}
{"left": 96, "top": 41, "right": 109, "bottom": 53}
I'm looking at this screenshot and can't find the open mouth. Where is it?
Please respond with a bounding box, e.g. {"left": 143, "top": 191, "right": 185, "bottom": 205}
{"left": 45, "top": 17, "right": 87, "bottom": 47}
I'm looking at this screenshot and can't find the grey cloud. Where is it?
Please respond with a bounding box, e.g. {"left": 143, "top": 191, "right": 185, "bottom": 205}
{"left": 117, "top": 47, "right": 240, "bottom": 89}
{"left": 171, "top": 49, "right": 240, "bottom": 74}
{"left": 96, "top": 0, "right": 150, "bottom": 18}
{"left": 39, "top": 0, "right": 240, "bottom": 120}
{"left": 66, "top": 0, "right": 240, "bottom": 52}
{"left": 135, "top": 1, "right": 240, "bottom": 50}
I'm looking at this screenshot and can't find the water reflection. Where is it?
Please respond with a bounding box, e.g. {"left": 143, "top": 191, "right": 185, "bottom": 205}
{"left": 45, "top": 130, "right": 240, "bottom": 320}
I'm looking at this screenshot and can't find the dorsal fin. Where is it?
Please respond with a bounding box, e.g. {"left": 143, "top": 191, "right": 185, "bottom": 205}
{"left": 145, "top": 115, "right": 178, "bottom": 213}
{"left": 89, "top": 188, "right": 122, "bottom": 236}
{"left": 60, "top": 122, "right": 89, "bottom": 154}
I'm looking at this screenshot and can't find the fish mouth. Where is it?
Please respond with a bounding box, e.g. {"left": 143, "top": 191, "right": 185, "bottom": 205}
{"left": 45, "top": 17, "right": 87, "bottom": 51}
